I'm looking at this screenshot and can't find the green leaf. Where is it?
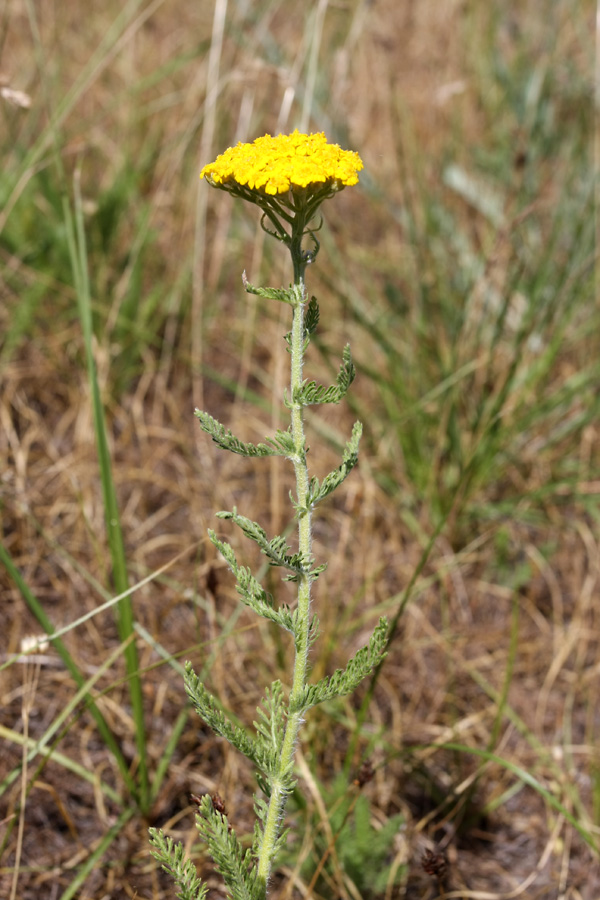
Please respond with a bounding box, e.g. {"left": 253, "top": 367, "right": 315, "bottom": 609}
{"left": 209, "top": 532, "right": 295, "bottom": 632}
{"left": 254, "top": 682, "right": 286, "bottom": 757}
{"left": 242, "top": 272, "right": 304, "bottom": 307}
{"left": 216, "top": 509, "right": 312, "bottom": 576}
{"left": 293, "top": 345, "right": 356, "bottom": 406}
{"left": 281, "top": 773, "right": 406, "bottom": 897}
{"left": 184, "top": 665, "right": 275, "bottom": 776}
{"left": 196, "top": 794, "right": 264, "bottom": 900}
{"left": 66, "top": 179, "right": 149, "bottom": 809}
{"left": 292, "top": 618, "right": 388, "bottom": 713}
{"left": 195, "top": 411, "right": 296, "bottom": 458}
{"left": 252, "top": 795, "right": 294, "bottom": 870}
{"left": 148, "top": 829, "right": 208, "bottom": 900}
{"left": 305, "top": 422, "right": 362, "bottom": 509}
{"left": 282, "top": 562, "right": 327, "bottom": 583}
{"left": 303, "top": 295, "right": 320, "bottom": 347}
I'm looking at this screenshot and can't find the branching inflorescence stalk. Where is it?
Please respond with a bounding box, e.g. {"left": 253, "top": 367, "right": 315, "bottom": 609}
{"left": 149, "top": 130, "right": 388, "bottom": 900}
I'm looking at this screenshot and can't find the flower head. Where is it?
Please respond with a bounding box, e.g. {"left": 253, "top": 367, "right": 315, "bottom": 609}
{"left": 201, "top": 130, "right": 363, "bottom": 198}
{"left": 201, "top": 131, "right": 363, "bottom": 269}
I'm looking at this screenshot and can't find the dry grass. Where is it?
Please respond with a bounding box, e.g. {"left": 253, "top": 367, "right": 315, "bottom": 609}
{"left": 1, "top": 1, "right": 599, "bottom": 898}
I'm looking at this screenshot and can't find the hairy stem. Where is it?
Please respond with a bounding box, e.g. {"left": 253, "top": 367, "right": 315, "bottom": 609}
{"left": 256, "top": 233, "right": 311, "bottom": 891}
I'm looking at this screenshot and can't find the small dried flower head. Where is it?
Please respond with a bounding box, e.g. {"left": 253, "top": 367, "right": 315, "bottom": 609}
{"left": 1, "top": 85, "right": 32, "bottom": 109}
{"left": 211, "top": 792, "right": 228, "bottom": 816}
{"left": 353, "top": 759, "right": 375, "bottom": 788}
{"left": 20, "top": 635, "right": 49, "bottom": 654}
{"left": 201, "top": 130, "right": 363, "bottom": 200}
{"left": 421, "top": 848, "right": 448, "bottom": 879}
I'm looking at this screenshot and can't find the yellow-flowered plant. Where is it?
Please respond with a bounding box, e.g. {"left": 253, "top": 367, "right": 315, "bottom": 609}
{"left": 200, "top": 130, "right": 362, "bottom": 194}
{"left": 150, "top": 132, "right": 387, "bottom": 900}
{"left": 201, "top": 130, "right": 364, "bottom": 276}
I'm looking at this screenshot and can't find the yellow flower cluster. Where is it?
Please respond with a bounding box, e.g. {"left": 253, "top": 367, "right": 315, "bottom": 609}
{"left": 201, "top": 130, "right": 363, "bottom": 197}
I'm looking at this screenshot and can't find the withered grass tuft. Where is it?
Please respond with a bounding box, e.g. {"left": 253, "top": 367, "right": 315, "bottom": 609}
{"left": 1, "top": 1, "right": 598, "bottom": 898}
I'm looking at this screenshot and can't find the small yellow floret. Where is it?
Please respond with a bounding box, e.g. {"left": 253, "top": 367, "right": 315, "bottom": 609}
{"left": 201, "top": 130, "right": 363, "bottom": 197}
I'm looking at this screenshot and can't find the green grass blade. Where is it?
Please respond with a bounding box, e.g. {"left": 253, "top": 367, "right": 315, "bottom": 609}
{"left": 0, "top": 638, "right": 134, "bottom": 857}
{"left": 0, "top": 541, "right": 136, "bottom": 796}
{"left": 438, "top": 742, "right": 599, "bottom": 853}
{"left": 150, "top": 706, "right": 191, "bottom": 805}
{"left": 57, "top": 806, "right": 137, "bottom": 900}
{"left": 63, "top": 176, "right": 149, "bottom": 810}
{"left": 0, "top": 724, "right": 121, "bottom": 805}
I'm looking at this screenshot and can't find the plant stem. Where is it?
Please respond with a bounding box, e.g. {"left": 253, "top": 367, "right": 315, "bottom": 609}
{"left": 256, "top": 236, "right": 311, "bottom": 891}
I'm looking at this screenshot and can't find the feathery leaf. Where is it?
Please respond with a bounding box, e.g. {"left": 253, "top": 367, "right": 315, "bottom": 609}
{"left": 306, "top": 421, "right": 362, "bottom": 508}
{"left": 242, "top": 272, "right": 304, "bottom": 307}
{"left": 291, "top": 618, "right": 388, "bottom": 713}
{"left": 216, "top": 509, "right": 312, "bottom": 575}
{"left": 209, "top": 532, "right": 295, "bottom": 632}
{"left": 196, "top": 794, "right": 264, "bottom": 900}
{"left": 195, "top": 411, "right": 296, "bottom": 458}
{"left": 184, "top": 664, "right": 276, "bottom": 775}
{"left": 148, "top": 828, "right": 208, "bottom": 900}
{"left": 292, "top": 345, "right": 356, "bottom": 406}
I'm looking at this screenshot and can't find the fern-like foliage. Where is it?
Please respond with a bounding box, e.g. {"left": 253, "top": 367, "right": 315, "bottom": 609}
{"left": 282, "top": 560, "right": 327, "bottom": 584}
{"left": 254, "top": 681, "right": 286, "bottom": 757}
{"left": 216, "top": 509, "right": 315, "bottom": 576}
{"left": 252, "top": 795, "right": 292, "bottom": 863}
{"left": 251, "top": 682, "right": 296, "bottom": 859}
{"left": 242, "top": 272, "right": 304, "bottom": 308}
{"left": 291, "top": 618, "right": 388, "bottom": 713}
{"left": 184, "top": 665, "right": 276, "bottom": 776}
{"left": 340, "top": 793, "right": 405, "bottom": 896}
{"left": 286, "top": 295, "right": 321, "bottom": 352}
{"left": 195, "top": 411, "right": 296, "bottom": 459}
{"left": 148, "top": 828, "right": 208, "bottom": 900}
{"left": 196, "top": 794, "right": 264, "bottom": 900}
{"left": 291, "top": 345, "right": 356, "bottom": 407}
{"left": 304, "top": 422, "right": 362, "bottom": 510}
{"left": 209, "top": 532, "right": 295, "bottom": 632}
{"left": 280, "top": 774, "right": 406, "bottom": 899}
{"left": 303, "top": 295, "right": 320, "bottom": 347}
